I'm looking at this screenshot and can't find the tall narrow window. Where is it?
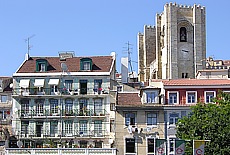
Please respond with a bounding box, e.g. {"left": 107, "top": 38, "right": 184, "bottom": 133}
{"left": 21, "top": 100, "right": 30, "bottom": 114}
{"left": 65, "top": 99, "right": 73, "bottom": 115}
{"left": 79, "top": 120, "right": 88, "bottom": 136}
{"left": 126, "top": 138, "right": 135, "bottom": 153}
{"left": 36, "top": 99, "right": 44, "bottom": 116}
{"left": 65, "top": 120, "right": 73, "bottom": 135}
{"left": 21, "top": 121, "right": 29, "bottom": 135}
{"left": 94, "top": 98, "right": 102, "bottom": 115}
{"left": 147, "top": 138, "right": 154, "bottom": 154}
{"left": 79, "top": 80, "right": 87, "bottom": 94}
{"left": 94, "top": 120, "right": 102, "bottom": 137}
{"left": 94, "top": 79, "right": 102, "bottom": 93}
{"left": 50, "top": 99, "right": 58, "bottom": 115}
{"left": 79, "top": 99, "right": 88, "bottom": 116}
{"left": 50, "top": 121, "right": 58, "bottom": 137}
{"left": 180, "top": 27, "right": 187, "bottom": 42}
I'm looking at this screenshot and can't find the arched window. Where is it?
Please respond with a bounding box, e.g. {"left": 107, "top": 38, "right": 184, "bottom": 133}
{"left": 180, "top": 27, "right": 187, "bottom": 42}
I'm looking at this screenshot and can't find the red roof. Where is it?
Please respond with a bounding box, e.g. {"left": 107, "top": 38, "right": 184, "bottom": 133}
{"left": 117, "top": 92, "right": 141, "bottom": 105}
{"left": 16, "top": 56, "right": 114, "bottom": 73}
{"left": 152, "top": 79, "right": 230, "bottom": 86}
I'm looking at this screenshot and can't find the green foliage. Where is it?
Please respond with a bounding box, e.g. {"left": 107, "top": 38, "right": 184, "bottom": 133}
{"left": 176, "top": 92, "right": 230, "bottom": 154}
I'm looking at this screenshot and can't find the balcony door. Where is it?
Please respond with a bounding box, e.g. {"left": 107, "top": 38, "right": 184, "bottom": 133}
{"left": 79, "top": 80, "right": 87, "bottom": 94}
{"left": 36, "top": 121, "right": 43, "bottom": 137}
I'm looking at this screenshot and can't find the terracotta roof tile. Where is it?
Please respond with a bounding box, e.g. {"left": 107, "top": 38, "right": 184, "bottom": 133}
{"left": 17, "top": 56, "right": 114, "bottom": 73}
{"left": 117, "top": 92, "right": 141, "bottom": 105}
{"left": 152, "top": 79, "right": 230, "bottom": 86}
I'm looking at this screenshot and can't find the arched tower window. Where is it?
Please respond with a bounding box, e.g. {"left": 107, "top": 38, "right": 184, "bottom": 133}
{"left": 180, "top": 27, "right": 187, "bottom": 42}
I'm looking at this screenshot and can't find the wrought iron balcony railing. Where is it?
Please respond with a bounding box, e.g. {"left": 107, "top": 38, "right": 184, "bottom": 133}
{"left": 12, "top": 87, "right": 110, "bottom": 96}
{"left": 18, "top": 109, "right": 108, "bottom": 118}
{"left": 16, "top": 129, "right": 107, "bottom": 138}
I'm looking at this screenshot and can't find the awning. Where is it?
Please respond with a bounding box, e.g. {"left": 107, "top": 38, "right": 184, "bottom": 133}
{"left": 34, "top": 79, "right": 45, "bottom": 87}
{"left": 19, "top": 79, "right": 30, "bottom": 88}
{"left": 48, "top": 79, "right": 59, "bottom": 85}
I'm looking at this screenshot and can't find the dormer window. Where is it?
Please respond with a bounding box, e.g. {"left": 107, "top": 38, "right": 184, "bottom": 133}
{"left": 80, "top": 58, "right": 92, "bottom": 71}
{"left": 36, "top": 59, "right": 48, "bottom": 72}
{"left": 144, "top": 89, "right": 159, "bottom": 104}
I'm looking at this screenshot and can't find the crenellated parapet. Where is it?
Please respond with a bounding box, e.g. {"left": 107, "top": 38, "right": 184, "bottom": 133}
{"left": 164, "top": 2, "right": 205, "bottom": 11}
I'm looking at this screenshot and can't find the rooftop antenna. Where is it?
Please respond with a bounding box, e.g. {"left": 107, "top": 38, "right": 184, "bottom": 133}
{"left": 123, "top": 41, "right": 133, "bottom": 74}
{"left": 25, "top": 34, "right": 35, "bottom": 56}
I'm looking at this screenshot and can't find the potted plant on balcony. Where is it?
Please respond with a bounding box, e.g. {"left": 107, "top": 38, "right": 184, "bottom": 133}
{"left": 88, "top": 144, "right": 94, "bottom": 148}
{"left": 98, "top": 87, "right": 102, "bottom": 95}
{"left": 73, "top": 144, "right": 80, "bottom": 148}
{"left": 65, "top": 110, "right": 73, "bottom": 116}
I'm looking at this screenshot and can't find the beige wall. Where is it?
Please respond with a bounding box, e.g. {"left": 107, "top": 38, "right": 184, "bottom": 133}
{"left": 115, "top": 108, "right": 165, "bottom": 155}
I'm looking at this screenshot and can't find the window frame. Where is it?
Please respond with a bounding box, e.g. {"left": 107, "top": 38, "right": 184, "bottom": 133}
{"left": 36, "top": 99, "right": 44, "bottom": 115}
{"left": 79, "top": 120, "right": 88, "bottom": 136}
{"left": 80, "top": 58, "right": 92, "bottom": 71}
{"left": 146, "top": 91, "right": 157, "bottom": 103}
{"left": 94, "top": 98, "right": 102, "bottom": 115}
{"left": 94, "top": 120, "right": 102, "bottom": 137}
{"left": 180, "top": 27, "right": 187, "bottom": 42}
{"left": 50, "top": 99, "right": 58, "bottom": 115}
{"left": 125, "top": 112, "right": 136, "bottom": 126}
{"left": 147, "top": 138, "right": 155, "bottom": 155}
{"left": 125, "top": 138, "right": 136, "bottom": 154}
{"left": 204, "top": 91, "right": 216, "bottom": 103}
{"left": 36, "top": 59, "right": 48, "bottom": 72}
{"left": 146, "top": 112, "right": 157, "bottom": 126}
{"left": 186, "top": 91, "right": 197, "bottom": 104}
{"left": 64, "top": 80, "right": 73, "bottom": 91}
{"left": 169, "top": 112, "right": 179, "bottom": 126}
{"left": 65, "top": 99, "right": 73, "bottom": 114}
{"left": 168, "top": 91, "right": 179, "bottom": 104}
{"left": 65, "top": 120, "right": 73, "bottom": 134}
{"left": 1, "top": 95, "right": 8, "bottom": 103}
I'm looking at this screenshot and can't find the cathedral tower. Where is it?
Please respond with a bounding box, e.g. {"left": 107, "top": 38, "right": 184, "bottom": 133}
{"left": 138, "top": 3, "right": 206, "bottom": 81}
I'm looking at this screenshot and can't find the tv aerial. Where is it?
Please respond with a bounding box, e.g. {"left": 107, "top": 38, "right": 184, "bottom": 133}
{"left": 25, "top": 34, "right": 35, "bottom": 56}
{"left": 123, "top": 41, "right": 134, "bottom": 75}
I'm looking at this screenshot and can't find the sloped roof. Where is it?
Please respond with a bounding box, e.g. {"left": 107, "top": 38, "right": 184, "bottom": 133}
{"left": 16, "top": 56, "right": 114, "bottom": 73}
{"left": 152, "top": 79, "right": 230, "bottom": 86}
{"left": 117, "top": 92, "right": 141, "bottom": 105}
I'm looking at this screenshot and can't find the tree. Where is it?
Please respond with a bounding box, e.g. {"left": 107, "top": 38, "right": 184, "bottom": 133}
{"left": 176, "top": 92, "right": 230, "bottom": 155}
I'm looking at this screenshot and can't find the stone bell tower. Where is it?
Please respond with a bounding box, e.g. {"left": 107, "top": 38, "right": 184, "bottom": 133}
{"left": 138, "top": 3, "right": 206, "bottom": 81}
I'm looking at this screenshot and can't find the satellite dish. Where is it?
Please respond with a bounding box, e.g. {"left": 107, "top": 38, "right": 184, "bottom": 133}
{"left": 61, "top": 63, "right": 68, "bottom": 72}
{"left": 17, "top": 141, "right": 23, "bottom": 148}
{"left": 10, "top": 83, "right": 13, "bottom": 88}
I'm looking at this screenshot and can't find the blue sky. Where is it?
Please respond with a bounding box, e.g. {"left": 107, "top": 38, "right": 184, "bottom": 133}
{"left": 0, "top": 0, "right": 229, "bottom": 76}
